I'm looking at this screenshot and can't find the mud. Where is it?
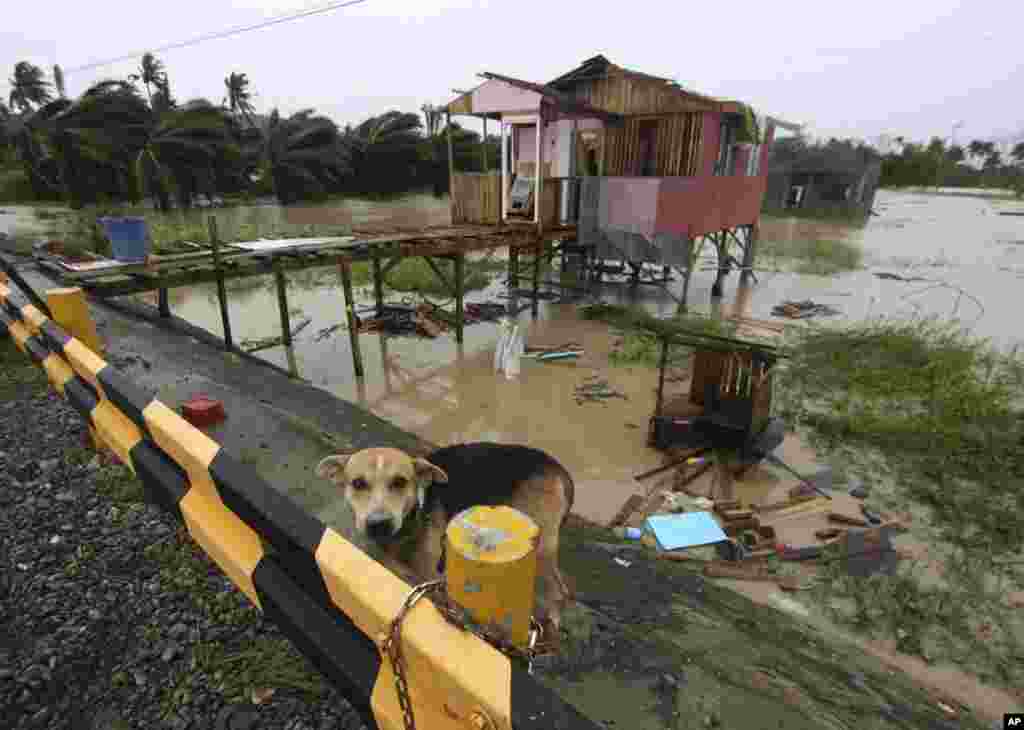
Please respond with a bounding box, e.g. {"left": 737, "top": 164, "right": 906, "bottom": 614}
{"left": 543, "top": 517, "right": 990, "bottom": 730}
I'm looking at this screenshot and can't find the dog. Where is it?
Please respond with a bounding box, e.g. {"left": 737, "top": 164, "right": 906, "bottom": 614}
{"left": 315, "top": 442, "right": 574, "bottom": 635}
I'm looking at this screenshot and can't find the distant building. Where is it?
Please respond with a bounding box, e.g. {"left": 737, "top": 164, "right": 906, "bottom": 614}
{"left": 764, "top": 141, "right": 882, "bottom": 216}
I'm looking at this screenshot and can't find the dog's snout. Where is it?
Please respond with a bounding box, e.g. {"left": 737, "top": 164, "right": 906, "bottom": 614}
{"left": 365, "top": 513, "right": 395, "bottom": 541}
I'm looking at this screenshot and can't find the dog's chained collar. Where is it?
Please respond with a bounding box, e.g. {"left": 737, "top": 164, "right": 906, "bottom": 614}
{"left": 382, "top": 533, "right": 550, "bottom": 730}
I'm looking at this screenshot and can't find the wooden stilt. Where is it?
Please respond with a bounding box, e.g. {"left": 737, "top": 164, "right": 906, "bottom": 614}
{"left": 655, "top": 337, "right": 669, "bottom": 416}
{"left": 380, "top": 333, "right": 393, "bottom": 394}
{"left": 207, "top": 217, "right": 233, "bottom": 351}
{"left": 274, "top": 263, "right": 292, "bottom": 347}
{"left": 454, "top": 253, "right": 465, "bottom": 344}
{"left": 372, "top": 256, "right": 384, "bottom": 317}
{"left": 338, "top": 258, "right": 364, "bottom": 378}
{"left": 531, "top": 240, "right": 541, "bottom": 318}
{"left": 508, "top": 245, "right": 519, "bottom": 290}
{"left": 741, "top": 223, "right": 759, "bottom": 282}
{"left": 157, "top": 288, "right": 170, "bottom": 318}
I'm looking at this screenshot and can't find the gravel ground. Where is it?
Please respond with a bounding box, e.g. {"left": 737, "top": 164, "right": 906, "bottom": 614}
{"left": 0, "top": 335, "right": 367, "bottom": 730}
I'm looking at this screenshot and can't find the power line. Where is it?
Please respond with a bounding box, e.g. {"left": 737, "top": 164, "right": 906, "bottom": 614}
{"left": 60, "top": 0, "right": 370, "bottom": 76}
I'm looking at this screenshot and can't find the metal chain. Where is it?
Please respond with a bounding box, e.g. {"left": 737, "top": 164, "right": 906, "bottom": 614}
{"left": 382, "top": 579, "right": 547, "bottom": 730}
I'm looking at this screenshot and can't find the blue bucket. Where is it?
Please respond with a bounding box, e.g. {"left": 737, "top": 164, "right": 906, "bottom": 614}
{"left": 98, "top": 217, "right": 150, "bottom": 262}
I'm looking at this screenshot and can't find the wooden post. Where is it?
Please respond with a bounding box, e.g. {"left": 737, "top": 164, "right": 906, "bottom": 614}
{"left": 372, "top": 256, "right": 385, "bottom": 317}
{"left": 157, "top": 287, "right": 170, "bottom": 318}
{"left": 741, "top": 223, "right": 759, "bottom": 283}
{"left": 508, "top": 244, "right": 519, "bottom": 291}
{"left": 274, "top": 263, "right": 292, "bottom": 347}
{"left": 500, "top": 121, "right": 508, "bottom": 222}
{"left": 531, "top": 240, "right": 541, "bottom": 318}
{"left": 284, "top": 345, "right": 299, "bottom": 379}
{"left": 535, "top": 115, "right": 545, "bottom": 233}
{"left": 207, "top": 216, "right": 233, "bottom": 351}
{"left": 454, "top": 253, "right": 465, "bottom": 344}
{"left": 655, "top": 336, "right": 669, "bottom": 416}
{"left": 380, "top": 332, "right": 393, "bottom": 394}
{"left": 338, "top": 257, "right": 364, "bottom": 378}
{"left": 446, "top": 112, "right": 455, "bottom": 220}
{"left": 481, "top": 117, "right": 488, "bottom": 172}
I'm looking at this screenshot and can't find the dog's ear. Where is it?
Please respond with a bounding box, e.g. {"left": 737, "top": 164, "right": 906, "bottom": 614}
{"left": 316, "top": 454, "right": 350, "bottom": 482}
{"left": 413, "top": 458, "right": 448, "bottom": 485}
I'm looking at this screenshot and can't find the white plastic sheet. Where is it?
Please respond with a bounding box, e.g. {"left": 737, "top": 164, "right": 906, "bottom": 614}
{"left": 493, "top": 318, "right": 525, "bottom": 380}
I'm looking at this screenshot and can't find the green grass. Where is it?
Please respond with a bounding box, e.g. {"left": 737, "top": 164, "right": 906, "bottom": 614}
{"left": 0, "top": 336, "right": 51, "bottom": 399}
{"left": 774, "top": 317, "right": 1024, "bottom": 686}
{"left": 762, "top": 205, "right": 872, "bottom": 224}
{"left": 757, "top": 236, "right": 864, "bottom": 275}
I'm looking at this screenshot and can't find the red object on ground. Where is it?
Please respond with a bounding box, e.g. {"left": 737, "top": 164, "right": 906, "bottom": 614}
{"left": 181, "top": 394, "right": 226, "bottom": 428}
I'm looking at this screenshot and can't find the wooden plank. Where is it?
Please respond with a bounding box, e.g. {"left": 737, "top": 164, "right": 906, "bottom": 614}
{"left": 338, "top": 258, "right": 363, "bottom": 378}
{"left": 274, "top": 263, "right": 292, "bottom": 347}
{"left": 208, "top": 217, "right": 233, "bottom": 351}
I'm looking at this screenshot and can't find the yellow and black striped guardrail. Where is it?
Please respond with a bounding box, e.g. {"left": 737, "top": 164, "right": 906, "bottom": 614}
{"left": 0, "top": 262, "right": 600, "bottom": 730}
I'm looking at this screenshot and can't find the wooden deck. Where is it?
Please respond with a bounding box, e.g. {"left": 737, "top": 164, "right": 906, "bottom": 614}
{"left": 37, "top": 223, "right": 577, "bottom": 298}
{"left": 35, "top": 221, "right": 578, "bottom": 380}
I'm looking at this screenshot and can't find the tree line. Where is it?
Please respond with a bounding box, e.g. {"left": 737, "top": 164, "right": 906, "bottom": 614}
{"left": 0, "top": 56, "right": 499, "bottom": 208}
{"left": 879, "top": 135, "right": 1024, "bottom": 192}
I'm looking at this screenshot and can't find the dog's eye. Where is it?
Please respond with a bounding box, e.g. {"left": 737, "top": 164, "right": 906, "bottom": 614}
{"left": 351, "top": 478, "right": 369, "bottom": 491}
{"left": 389, "top": 476, "right": 408, "bottom": 491}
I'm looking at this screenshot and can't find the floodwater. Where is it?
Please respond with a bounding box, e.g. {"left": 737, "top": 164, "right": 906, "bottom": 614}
{"left": 117, "top": 189, "right": 1024, "bottom": 522}
{"left": 4, "top": 189, "right": 1024, "bottom": 522}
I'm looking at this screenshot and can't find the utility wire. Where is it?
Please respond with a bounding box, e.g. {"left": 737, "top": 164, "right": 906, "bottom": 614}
{"left": 59, "top": 0, "right": 370, "bottom": 75}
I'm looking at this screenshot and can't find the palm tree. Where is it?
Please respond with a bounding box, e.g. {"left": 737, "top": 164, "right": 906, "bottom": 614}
{"left": 128, "top": 53, "right": 167, "bottom": 105}
{"left": 53, "top": 65, "right": 66, "bottom": 99}
{"left": 223, "top": 72, "right": 256, "bottom": 126}
{"left": 261, "top": 108, "right": 350, "bottom": 205}
{"left": 8, "top": 62, "right": 52, "bottom": 113}
{"left": 347, "top": 111, "right": 423, "bottom": 194}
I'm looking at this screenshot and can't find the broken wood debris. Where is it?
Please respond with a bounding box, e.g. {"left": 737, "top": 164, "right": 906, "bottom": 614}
{"left": 771, "top": 300, "right": 841, "bottom": 319}
{"left": 241, "top": 317, "right": 312, "bottom": 353}
{"left": 574, "top": 376, "right": 628, "bottom": 405}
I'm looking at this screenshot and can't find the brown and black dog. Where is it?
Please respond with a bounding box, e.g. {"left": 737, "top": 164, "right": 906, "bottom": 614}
{"left": 316, "top": 442, "right": 574, "bottom": 633}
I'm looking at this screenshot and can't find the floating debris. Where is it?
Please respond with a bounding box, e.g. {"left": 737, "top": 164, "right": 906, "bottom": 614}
{"left": 314, "top": 324, "right": 343, "bottom": 342}
{"left": 241, "top": 317, "right": 312, "bottom": 352}
{"left": 574, "top": 377, "right": 628, "bottom": 405}
{"left": 771, "top": 300, "right": 841, "bottom": 319}
{"left": 464, "top": 302, "right": 509, "bottom": 323}
{"left": 874, "top": 272, "right": 929, "bottom": 282}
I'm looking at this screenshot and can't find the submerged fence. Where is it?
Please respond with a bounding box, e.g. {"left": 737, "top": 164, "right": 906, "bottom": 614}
{"left": 0, "top": 263, "right": 599, "bottom": 730}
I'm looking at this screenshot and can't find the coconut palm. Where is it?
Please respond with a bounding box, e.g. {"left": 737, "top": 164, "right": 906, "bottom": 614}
{"left": 8, "top": 62, "right": 52, "bottom": 113}
{"left": 261, "top": 108, "right": 351, "bottom": 205}
{"left": 53, "top": 65, "right": 66, "bottom": 99}
{"left": 129, "top": 53, "right": 166, "bottom": 105}
{"left": 224, "top": 72, "right": 256, "bottom": 126}
{"left": 347, "top": 110, "right": 423, "bottom": 194}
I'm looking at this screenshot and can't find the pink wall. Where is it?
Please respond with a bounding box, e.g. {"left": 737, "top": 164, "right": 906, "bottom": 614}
{"left": 515, "top": 126, "right": 536, "bottom": 162}
{"left": 655, "top": 176, "right": 767, "bottom": 238}
{"left": 472, "top": 80, "right": 540, "bottom": 115}
{"left": 700, "top": 112, "right": 722, "bottom": 177}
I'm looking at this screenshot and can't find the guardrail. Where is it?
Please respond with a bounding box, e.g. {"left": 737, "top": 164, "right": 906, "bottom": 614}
{"left": 0, "top": 261, "right": 600, "bottom": 730}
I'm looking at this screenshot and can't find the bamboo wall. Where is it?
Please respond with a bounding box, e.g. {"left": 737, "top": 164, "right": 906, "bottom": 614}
{"left": 569, "top": 74, "right": 717, "bottom": 115}
{"left": 601, "top": 112, "right": 704, "bottom": 177}
{"left": 451, "top": 173, "right": 501, "bottom": 224}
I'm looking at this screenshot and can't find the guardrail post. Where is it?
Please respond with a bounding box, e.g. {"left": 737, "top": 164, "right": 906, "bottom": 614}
{"left": 445, "top": 506, "right": 538, "bottom": 650}
{"left": 46, "top": 287, "right": 104, "bottom": 356}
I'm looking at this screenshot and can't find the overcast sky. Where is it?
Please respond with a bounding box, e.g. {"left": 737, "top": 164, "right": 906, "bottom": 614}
{"left": 3, "top": 0, "right": 1021, "bottom": 146}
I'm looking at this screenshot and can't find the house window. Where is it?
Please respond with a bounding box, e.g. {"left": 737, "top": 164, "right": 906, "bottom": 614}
{"left": 716, "top": 121, "right": 735, "bottom": 175}
{"left": 637, "top": 120, "right": 659, "bottom": 176}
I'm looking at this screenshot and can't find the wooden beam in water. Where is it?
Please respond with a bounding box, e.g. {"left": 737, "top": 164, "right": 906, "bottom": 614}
{"left": 274, "top": 262, "right": 293, "bottom": 347}
{"left": 338, "top": 258, "right": 364, "bottom": 378}
{"left": 454, "top": 253, "right": 465, "bottom": 344}
{"left": 207, "top": 216, "right": 233, "bottom": 351}
{"left": 157, "top": 287, "right": 170, "bottom": 318}
{"left": 372, "top": 257, "right": 384, "bottom": 317}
